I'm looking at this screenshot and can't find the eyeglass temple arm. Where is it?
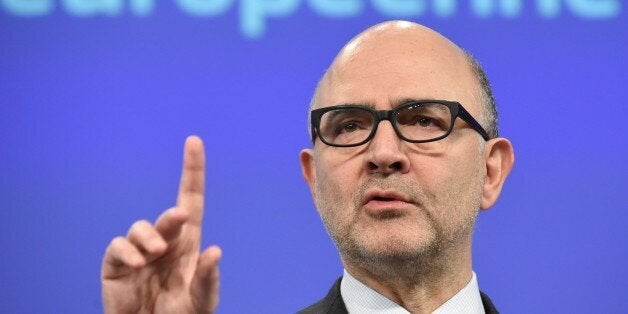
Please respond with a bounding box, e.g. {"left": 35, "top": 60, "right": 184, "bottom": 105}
{"left": 457, "top": 106, "right": 491, "bottom": 141}
{"left": 310, "top": 112, "right": 321, "bottom": 143}
{"left": 311, "top": 126, "right": 317, "bottom": 143}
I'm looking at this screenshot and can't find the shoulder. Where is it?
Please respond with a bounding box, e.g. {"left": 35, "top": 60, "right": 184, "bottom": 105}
{"left": 297, "top": 277, "right": 348, "bottom": 314}
{"left": 480, "top": 290, "right": 499, "bottom": 314}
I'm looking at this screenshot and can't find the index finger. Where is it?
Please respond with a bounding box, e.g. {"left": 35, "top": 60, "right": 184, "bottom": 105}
{"left": 177, "top": 135, "right": 206, "bottom": 226}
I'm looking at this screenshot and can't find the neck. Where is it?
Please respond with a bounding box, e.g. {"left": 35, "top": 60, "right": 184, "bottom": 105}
{"left": 341, "top": 242, "right": 473, "bottom": 313}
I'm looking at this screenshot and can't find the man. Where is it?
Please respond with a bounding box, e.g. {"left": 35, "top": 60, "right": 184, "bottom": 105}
{"left": 101, "top": 20, "right": 514, "bottom": 313}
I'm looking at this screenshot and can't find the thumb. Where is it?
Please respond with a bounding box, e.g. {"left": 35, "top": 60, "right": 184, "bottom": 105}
{"left": 191, "top": 245, "right": 222, "bottom": 313}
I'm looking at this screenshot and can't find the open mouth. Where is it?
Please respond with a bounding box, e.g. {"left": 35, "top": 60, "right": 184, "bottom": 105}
{"left": 372, "top": 196, "right": 398, "bottom": 202}
{"left": 363, "top": 190, "right": 409, "bottom": 205}
{"left": 361, "top": 190, "right": 415, "bottom": 219}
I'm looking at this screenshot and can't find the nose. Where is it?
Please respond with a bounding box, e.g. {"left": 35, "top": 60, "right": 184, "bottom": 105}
{"left": 365, "top": 121, "right": 411, "bottom": 175}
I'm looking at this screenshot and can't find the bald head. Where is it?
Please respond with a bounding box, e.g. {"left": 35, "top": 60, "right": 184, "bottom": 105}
{"left": 310, "top": 21, "right": 498, "bottom": 139}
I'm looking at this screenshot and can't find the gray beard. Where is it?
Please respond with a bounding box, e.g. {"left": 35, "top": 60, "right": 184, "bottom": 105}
{"left": 316, "top": 174, "right": 478, "bottom": 286}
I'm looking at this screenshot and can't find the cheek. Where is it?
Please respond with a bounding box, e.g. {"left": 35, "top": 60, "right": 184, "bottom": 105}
{"left": 313, "top": 152, "right": 365, "bottom": 218}
{"left": 409, "top": 148, "right": 483, "bottom": 221}
{"left": 315, "top": 150, "right": 365, "bottom": 195}
{"left": 428, "top": 140, "right": 483, "bottom": 187}
{"left": 444, "top": 160, "right": 483, "bottom": 223}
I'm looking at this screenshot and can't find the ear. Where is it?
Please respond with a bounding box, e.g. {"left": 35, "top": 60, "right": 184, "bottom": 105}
{"left": 480, "top": 138, "right": 515, "bottom": 210}
{"left": 300, "top": 148, "right": 316, "bottom": 198}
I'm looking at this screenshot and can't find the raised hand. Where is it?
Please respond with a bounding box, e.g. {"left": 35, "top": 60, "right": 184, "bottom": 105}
{"left": 101, "top": 136, "right": 221, "bottom": 313}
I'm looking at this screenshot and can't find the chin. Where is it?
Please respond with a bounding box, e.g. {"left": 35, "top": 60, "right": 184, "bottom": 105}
{"left": 351, "top": 228, "right": 437, "bottom": 261}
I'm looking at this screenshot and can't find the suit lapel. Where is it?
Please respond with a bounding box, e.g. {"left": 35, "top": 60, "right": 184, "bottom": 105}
{"left": 298, "top": 277, "right": 347, "bottom": 314}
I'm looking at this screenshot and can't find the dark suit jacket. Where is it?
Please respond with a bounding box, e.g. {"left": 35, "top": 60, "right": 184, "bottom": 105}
{"left": 298, "top": 277, "right": 499, "bottom": 314}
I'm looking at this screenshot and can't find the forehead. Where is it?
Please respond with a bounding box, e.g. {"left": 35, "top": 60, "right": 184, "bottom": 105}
{"left": 317, "top": 27, "right": 481, "bottom": 114}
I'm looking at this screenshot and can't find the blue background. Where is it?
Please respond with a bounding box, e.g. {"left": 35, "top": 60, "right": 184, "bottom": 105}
{"left": 1, "top": 1, "right": 626, "bottom": 313}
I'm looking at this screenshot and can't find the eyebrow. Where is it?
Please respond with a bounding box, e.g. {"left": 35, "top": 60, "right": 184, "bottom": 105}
{"left": 334, "top": 98, "right": 429, "bottom": 110}
{"left": 333, "top": 102, "right": 376, "bottom": 109}
{"left": 390, "top": 97, "right": 426, "bottom": 107}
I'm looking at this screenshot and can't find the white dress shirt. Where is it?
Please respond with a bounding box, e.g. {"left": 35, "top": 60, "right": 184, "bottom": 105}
{"left": 340, "top": 270, "right": 485, "bottom": 314}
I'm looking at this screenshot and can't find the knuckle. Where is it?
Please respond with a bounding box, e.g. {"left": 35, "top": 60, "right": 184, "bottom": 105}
{"left": 110, "top": 236, "right": 126, "bottom": 247}
{"left": 128, "top": 220, "right": 151, "bottom": 235}
{"left": 131, "top": 219, "right": 151, "bottom": 229}
{"left": 107, "top": 236, "right": 128, "bottom": 254}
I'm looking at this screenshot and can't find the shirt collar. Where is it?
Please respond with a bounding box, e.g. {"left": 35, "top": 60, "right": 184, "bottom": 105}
{"left": 340, "top": 269, "right": 485, "bottom": 314}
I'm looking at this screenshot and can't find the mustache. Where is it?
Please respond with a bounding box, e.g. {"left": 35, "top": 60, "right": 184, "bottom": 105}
{"left": 354, "top": 176, "right": 426, "bottom": 209}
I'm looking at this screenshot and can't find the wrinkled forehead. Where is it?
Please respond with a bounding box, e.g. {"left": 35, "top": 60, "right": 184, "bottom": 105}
{"left": 316, "top": 23, "right": 481, "bottom": 115}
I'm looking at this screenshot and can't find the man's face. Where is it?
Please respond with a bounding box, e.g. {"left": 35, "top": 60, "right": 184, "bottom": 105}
{"left": 301, "top": 25, "right": 489, "bottom": 266}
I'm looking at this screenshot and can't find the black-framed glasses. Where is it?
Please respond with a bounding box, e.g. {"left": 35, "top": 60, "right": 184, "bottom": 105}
{"left": 310, "top": 100, "right": 490, "bottom": 147}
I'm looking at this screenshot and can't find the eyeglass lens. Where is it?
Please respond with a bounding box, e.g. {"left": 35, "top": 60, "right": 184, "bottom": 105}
{"left": 318, "top": 103, "right": 453, "bottom": 145}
